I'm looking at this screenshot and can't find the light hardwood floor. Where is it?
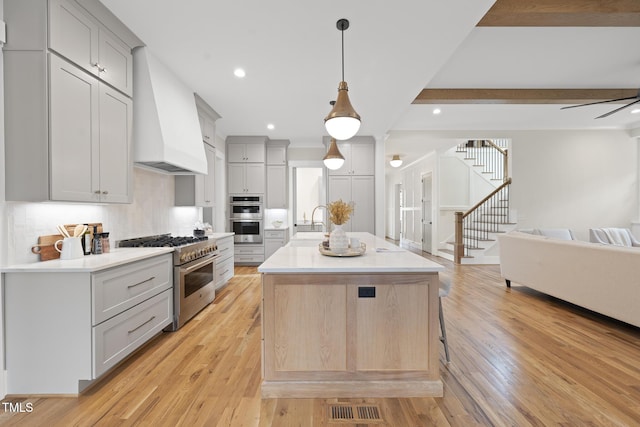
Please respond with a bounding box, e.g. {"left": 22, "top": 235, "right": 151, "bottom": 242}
{"left": 1, "top": 255, "right": 640, "bottom": 426}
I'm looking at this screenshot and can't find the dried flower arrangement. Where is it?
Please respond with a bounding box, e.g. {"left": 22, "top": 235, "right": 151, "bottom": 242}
{"left": 327, "top": 199, "right": 353, "bottom": 225}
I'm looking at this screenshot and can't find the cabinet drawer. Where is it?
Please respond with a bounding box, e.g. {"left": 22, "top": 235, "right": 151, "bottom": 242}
{"left": 264, "top": 230, "right": 286, "bottom": 239}
{"left": 235, "top": 246, "right": 264, "bottom": 256}
{"left": 235, "top": 255, "right": 264, "bottom": 264}
{"left": 215, "top": 256, "right": 235, "bottom": 288}
{"left": 216, "top": 237, "right": 234, "bottom": 259}
{"left": 93, "top": 289, "right": 172, "bottom": 378}
{"left": 92, "top": 254, "right": 172, "bottom": 325}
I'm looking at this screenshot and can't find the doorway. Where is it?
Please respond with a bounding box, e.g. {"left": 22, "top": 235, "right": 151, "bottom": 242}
{"left": 292, "top": 165, "right": 326, "bottom": 233}
{"left": 422, "top": 173, "right": 433, "bottom": 254}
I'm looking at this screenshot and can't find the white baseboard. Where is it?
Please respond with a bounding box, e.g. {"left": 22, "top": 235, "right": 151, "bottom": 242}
{"left": 0, "top": 369, "right": 7, "bottom": 399}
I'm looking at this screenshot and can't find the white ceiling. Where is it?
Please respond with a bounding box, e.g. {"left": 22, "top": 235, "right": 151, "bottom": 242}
{"left": 101, "top": 0, "right": 640, "bottom": 168}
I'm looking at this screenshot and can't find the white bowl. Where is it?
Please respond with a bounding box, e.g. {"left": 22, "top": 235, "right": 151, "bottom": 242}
{"left": 272, "top": 221, "right": 283, "bottom": 228}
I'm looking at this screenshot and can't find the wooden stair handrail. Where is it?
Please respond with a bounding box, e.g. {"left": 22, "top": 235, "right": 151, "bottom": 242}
{"left": 455, "top": 177, "right": 512, "bottom": 264}
{"left": 462, "top": 177, "right": 512, "bottom": 219}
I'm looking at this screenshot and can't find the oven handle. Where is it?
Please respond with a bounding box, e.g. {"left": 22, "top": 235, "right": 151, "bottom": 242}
{"left": 182, "top": 253, "right": 217, "bottom": 274}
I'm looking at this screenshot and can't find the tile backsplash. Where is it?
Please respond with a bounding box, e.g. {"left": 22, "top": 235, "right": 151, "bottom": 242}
{"left": 4, "top": 168, "right": 201, "bottom": 265}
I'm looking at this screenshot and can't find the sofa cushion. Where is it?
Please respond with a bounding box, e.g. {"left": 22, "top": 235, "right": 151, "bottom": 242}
{"left": 603, "top": 228, "right": 632, "bottom": 246}
{"left": 534, "top": 228, "right": 575, "bottom": 240}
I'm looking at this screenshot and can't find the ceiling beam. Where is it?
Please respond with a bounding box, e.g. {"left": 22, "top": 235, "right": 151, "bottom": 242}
{"left": 477, "top": 0, "right": 640, "bottom": 27}
{"left": 412, "top": 88, "right": 639, "bottom": 105}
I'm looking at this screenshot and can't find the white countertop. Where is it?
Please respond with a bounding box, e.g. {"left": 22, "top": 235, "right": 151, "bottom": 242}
{"left": 208, "top": 232, "right": 235, "bottom": 239}
{"left": 1, "top": 247, "right": 174, "bottom": 273}
{"left": 258, "top": 232, "right": 444, "bottom": 273}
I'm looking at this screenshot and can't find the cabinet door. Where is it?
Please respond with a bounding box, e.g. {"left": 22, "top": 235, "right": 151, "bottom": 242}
{"left": 49, "top": 0, "right": 99, "bottom": 76}
{"left": 49, "top": 55, "right": 99, "bottom": 202}
{"left": 328, "top": 176, "right": 353, "bottom": 231}
{"left": 267, "top": 145, "right": 287, "bottom": 165}
{"left": 245, "top": 143, "right": 266, "bottom": 163}
{"left": 228, "top": 163, "right": 247, "bottom": 193}
{"left": 351, "top": 176, "right": 375, "bottom": 233}
{"left": 196, "top": 144, "right": 216, "bottom": 206}
{"left": 267, "top": 165, "right": 287, "bottom": 208}
{"left": 355, "top": 283, "right": 429, "bottom": 371}
{"left": 265, "top": 239, "right": 283, "bottom": 260}
{"left": 350, "top": 143, "right": 375, "bottom": 175}
{"left": 201, "top": 116, "right": 216, "bottom": 144}
{"left": 98, "top": 84, "right": 132, "bottom": 203}
{"left": 227, "top": 144, "right": 246, "bottom": 163}
{"left": 98, "top": 29, "right": 133, "bottom": 97}
{"left": 245, "top": 163, "right": 265, "bottom": 193}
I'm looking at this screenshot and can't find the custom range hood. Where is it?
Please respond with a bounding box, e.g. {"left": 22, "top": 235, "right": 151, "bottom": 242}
{"left": 132, "top": 47, "right": 207, "bottom": 174}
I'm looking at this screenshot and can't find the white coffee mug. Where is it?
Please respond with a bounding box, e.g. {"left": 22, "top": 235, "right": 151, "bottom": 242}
{"left": 54, "top": 237, "right": 84, "bottom": 260}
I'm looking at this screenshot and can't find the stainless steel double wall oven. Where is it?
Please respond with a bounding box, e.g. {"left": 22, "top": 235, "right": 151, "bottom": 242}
{"left": 229, "top": 195, "right": 263, "bottom": 244}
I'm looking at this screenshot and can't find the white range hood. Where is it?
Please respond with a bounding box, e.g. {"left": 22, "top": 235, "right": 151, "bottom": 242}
{"left": 132, "top": 47, "right": 207, "bottom": 174}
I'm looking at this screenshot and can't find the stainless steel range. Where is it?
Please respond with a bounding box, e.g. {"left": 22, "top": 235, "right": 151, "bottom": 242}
{"left": 118, "top": 234, "right": 219, "bottom": 331}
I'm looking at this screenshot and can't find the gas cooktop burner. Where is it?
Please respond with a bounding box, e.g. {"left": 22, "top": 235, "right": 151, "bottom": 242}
{"left": 118, "top": 234, "right": 209, "bottom": 248}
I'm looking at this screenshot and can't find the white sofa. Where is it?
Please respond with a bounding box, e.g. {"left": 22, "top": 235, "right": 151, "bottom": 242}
{"left": 498, "top": 231, "right": 640, "bottom": 328}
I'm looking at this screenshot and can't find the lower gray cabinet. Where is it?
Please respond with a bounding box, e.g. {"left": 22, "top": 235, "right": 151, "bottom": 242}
{"left": 3, "top": 253, "right": 172, "bottom": 394}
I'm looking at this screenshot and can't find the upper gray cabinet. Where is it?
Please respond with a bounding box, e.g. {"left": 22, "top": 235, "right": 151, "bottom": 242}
{"left": 49, "top": 0, "right": 133, "bottom": 96}
{"left": 325, "top": 137, "right": 375, "bottom": 176}
{"left": 227, "top": 136, "right": 267, "bottom": 163}
{"left": 3, "top": 0, "right": 141, "bottom": 203}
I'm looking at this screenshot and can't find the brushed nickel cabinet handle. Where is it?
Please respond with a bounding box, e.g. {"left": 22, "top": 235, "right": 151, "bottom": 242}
{"left": 127, "top": 276, "right": 155, "bottom": 289}
{"left": 128, "top": 316, "right": 156, "bottom": 334}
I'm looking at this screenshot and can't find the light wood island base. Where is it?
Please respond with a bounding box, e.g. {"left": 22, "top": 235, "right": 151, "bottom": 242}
{"left": 260, "top": 272, "right": 443, "bottom": 398}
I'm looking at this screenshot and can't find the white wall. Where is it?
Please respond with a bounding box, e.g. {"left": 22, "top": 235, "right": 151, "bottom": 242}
{"left": 0, "top": 2, "right": 7, "bottom": 398}
{"left": 510, "top": 130, "right": 637, "bottom": 241}
{"left": 385, "top": 129, "right": 639, "bottom": 252}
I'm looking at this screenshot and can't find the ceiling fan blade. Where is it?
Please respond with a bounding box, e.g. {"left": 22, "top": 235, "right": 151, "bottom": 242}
{"left": 561, "top": 96, "right": 639, "bottom": 110}
{"left": 595, "top": 98, "right": 640, "bottom": 119}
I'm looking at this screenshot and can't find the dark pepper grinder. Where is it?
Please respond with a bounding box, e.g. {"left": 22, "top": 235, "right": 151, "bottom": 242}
{"left": 91, "top": 225, "right": 103, "bottom": 254}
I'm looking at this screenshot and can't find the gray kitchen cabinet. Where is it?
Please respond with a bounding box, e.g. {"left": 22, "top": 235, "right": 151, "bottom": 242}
{"left": 175, "top": 143, "right": 216, "bottom": 207}
{"left": 234, "top": 245, "right": 265, "bottom": 264}
{"left": 266, "top": 166, "right": 287, "bottom": 208}
{"left": 266, "top": 140, "right": 289, "bottom": 209}
{"left": 49, "top": 55, "right": 132, "bottom": 203}
{"left": 267, "top": 142, "right": 288, "bottom": 165}
{"left": 326, "top": 138, "right": 375, "bottom": 176}
{"left": 214, "top": 235, "right": 235, "bottom": 289}
{"left": 226, "top": 136, "right": 267, "bottom": 163}
{"left": 195, "top": 93, "right": 221, "bottom": 146}
{"left": 328, "top": 175, "right": 375, "bottom": 233}
{"left": 49, "top": 0, "right": 133, "bottom": 96}
{"left": 176, "top": 95, "right": 221, "bottom": 207}
{"left": 228, "top": 143, "right": 266, "bottom": 163}
{"left": 228, "top": 163, "right": 265, "bottom": 194}
{"left": 264, "top": 228, "right": 289, "bottom": 259}
{"left": 3, "top": 253, "right": 173, "bottom": 394}
{"left": 3, "top": 0, "right": 140, "bottom": 203}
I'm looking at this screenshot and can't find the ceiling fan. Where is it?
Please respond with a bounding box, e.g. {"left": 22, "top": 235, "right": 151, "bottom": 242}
{"left": 561, "top": 89, "right": 640, "bottom": 119}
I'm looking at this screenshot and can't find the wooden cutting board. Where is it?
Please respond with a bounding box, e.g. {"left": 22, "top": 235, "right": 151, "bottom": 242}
{"left": 32, "top": 223, "right": 103, "bottom": 261}
{"left": 32, "top": 234, "right": 65, "bottom": 261}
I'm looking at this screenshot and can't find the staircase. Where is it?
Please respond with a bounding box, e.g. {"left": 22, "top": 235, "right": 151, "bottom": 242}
{"left": 440, "top": 140, "right": 516, "bottom": 264}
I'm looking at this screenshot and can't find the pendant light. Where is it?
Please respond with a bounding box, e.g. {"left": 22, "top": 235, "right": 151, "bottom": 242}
{"left": 324, "top": 19, "right": 361, "bottom": 141}
{"left": 323, "top": 138, "right": 345, "bottom": 170}
{"left": 389, "top": 155, "right": 403, "bottom": 168}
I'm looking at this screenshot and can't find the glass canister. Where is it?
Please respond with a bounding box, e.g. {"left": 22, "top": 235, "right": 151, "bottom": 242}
{"left": 101, "top": 232, "right": 111, "bottom": 253}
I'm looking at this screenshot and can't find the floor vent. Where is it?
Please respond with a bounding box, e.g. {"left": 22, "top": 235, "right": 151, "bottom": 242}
{"left": 328, "top": 404, "right": 383, "bottom": 423}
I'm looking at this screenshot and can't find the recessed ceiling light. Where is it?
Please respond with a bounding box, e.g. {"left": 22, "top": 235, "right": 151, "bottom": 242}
{"left": 631, "top": 108, "right": 640, "bottom": 114}
{"left": 433, "top": 108, "right": 441, "bottom": 115}
{"left": 234, "top": 68, "right": 246, "bottom": 78}
{"left": 267, "top": 123, "right": 275, "bottom": 130}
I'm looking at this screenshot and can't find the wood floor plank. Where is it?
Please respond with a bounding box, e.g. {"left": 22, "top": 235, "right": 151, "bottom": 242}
{"left": 1, "top": 254, "right": 640, "bottom": 426}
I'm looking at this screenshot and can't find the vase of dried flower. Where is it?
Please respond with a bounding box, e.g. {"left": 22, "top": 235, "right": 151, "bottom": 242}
{"left": 329, "top": 224, "right": 349, "bottom": 254}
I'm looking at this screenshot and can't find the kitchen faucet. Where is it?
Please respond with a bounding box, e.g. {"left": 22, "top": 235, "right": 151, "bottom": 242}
{"left": 311, "top": 205, "right": 330, "bottom": 232}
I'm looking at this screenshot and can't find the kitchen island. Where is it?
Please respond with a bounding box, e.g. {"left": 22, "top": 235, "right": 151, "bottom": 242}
{"left": 257, "top": 232, "right": 444, "bottom": 398}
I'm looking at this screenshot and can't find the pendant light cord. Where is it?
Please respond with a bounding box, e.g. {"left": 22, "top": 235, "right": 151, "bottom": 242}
{"left": 341, "top": 26, "right": 345, "bottom": 82}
